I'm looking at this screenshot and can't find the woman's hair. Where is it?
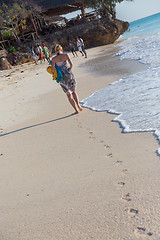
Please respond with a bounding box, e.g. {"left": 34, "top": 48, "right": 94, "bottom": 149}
{"left": 55, "top": 44, "right": 63, "bottom": 53}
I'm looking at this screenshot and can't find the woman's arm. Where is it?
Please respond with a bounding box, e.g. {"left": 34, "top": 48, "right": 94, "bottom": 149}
{"left": 66, "top": 54, "right": 73, "bottom": 69}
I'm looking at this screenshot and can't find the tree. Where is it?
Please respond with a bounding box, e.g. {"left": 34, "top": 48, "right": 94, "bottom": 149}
{"left": 0, "top": 2, "right": 22, "bottom": 42}
{"left": 0, "top": 0, "right": 42, "bottom": 41}
{"left": 74, "top": 0, "right": 133, "bottom": 19}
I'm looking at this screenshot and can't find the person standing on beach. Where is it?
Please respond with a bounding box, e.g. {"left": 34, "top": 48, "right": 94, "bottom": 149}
{"left": 51, "top": 44, "right": 82, "bottom": 114}
{"left": 30, "top": 47, "right": 38, "bottom": 64}
{"left": 34, "top": 44, "right": 40, "bottom": 58}
{"left": 42, "top": 43, "right": 50, "bottom": 62}
{"left": 76, "top": 36, "right": 87, "bottom": 58}
{"left": 69, "top": 40, "right": 78, "bottom": 57}
{"left": 38, "top": 44, "right": 44, "bottom": 63}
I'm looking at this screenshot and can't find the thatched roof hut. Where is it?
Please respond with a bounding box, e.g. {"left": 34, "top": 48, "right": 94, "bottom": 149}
{"left": 33, "top": 0, "right": 82, "bottom": 16}
{"left": 4, "top": 1, "right": 85, "bottom": 17}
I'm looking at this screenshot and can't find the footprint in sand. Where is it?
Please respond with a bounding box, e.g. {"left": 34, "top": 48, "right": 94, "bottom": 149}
{"left": 75, "top": 119, "right": 82, "bottom": 128}
{"left": 105, "top": 153, "right": 113, "bottom": 158}
{"left": 5, "top": 74, "right": 11, "bottom": 77}
{"left": 134, "top": 227, "right": 153, "bottom": 237}
{"left": 89, "top": 136, "right": 95, "bottom": 139}
{"left": 117, "top": 182, "right": 125, "bottom": 187}
{"left": 128, "top": 208, "right": 138, "bottom": 216}
{"left": 121, "top": 193, "right": 131, "bottom": 201}
{"left": 0, "top": 129, "right": 4, "bottom": 135}
{"left": 103, "top": 145, "right": 112, "bottom": 158}
{"left": 89, "top": 131, "right": 95, "bottom": 139}
{"left": 104, "top": 144, "right": 111, "bottom": 148}
{"left": 115, "top": 160, "right": 123, "bottom": 164}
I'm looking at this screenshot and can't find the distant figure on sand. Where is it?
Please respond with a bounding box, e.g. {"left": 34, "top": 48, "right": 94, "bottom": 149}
{"left": 38, "top": 44, "right": 44, "bottom": 63}
{"left": 76, "top": 36, "right": 87, "bottom": 58}
{"left": 34, "top": 44, "right": 40, "bottom": 57}
{"left": 34, "top": 44, "right": 44, "bottom": 63}
{"left": 42, "top": 43, "right": 50, "bottom": 62}
{"left": 12, "top": 53, "right": 17, "bottom": 66}
{"left": 69, "top": 40, "right": 78, "bottom": 57}
{"left": 30, "top": 47, "right": 38, "bottom": 64}
{"left": 51, "top": 44, "right": 82, "bottom": 114}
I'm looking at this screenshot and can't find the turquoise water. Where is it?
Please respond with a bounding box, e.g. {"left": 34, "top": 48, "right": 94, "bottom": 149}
{"left": 123, "top": 12, "right": 160, "bottom": 38}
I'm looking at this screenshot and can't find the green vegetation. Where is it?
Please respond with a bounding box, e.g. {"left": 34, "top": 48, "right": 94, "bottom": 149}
{"left": 9, "top": 46, "right": 16, "bottom": 54}
{"left": 2, "top": 30, "right": 11, "bottom": 39}
{"left": 75, "top": 0, "right": 133, "bottom": 19}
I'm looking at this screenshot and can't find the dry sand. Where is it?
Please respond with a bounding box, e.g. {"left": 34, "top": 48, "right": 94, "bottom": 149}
{"left": 0, "top": 44, "right": 160, "bottom": 240}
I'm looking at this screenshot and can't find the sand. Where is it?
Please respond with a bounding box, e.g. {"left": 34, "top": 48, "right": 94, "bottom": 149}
{"left": 0, "top": 44, "right": 160, "bottom": 240}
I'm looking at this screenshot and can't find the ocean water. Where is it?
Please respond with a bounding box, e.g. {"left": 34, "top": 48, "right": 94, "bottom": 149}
{"left": 81, "top": 13, "right": 160, "bottom": 153}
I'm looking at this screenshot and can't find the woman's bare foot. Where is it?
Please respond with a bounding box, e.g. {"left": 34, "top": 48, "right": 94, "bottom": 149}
{"left": 74, "top": 110, "right": 79, "bottom": 114}
{"left": 78, "top": 106, "right": 83, "bottom": 111}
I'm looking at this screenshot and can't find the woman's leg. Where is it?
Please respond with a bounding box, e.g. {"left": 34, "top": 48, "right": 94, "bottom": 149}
{"left": 72, "top": 91, "right": 83, "bottom": 111}
{"left": 66, "top": 93, "right": 79, "bottom": 113}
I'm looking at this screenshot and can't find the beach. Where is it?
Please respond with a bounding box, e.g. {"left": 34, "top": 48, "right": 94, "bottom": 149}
{"left": 0, "top": 44, "right": 159, "bottom": 239}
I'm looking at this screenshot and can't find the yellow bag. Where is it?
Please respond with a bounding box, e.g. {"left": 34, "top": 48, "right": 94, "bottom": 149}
{"left": 47, "top": 66, "right": 57, "bottom": 80}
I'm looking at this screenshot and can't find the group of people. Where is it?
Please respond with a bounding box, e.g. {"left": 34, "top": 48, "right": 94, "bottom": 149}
{"left": 30, "top": 43, "right": 50, "bottom": 64}
{"left": 69, "top": 36, "right": 87, "bottom": 58}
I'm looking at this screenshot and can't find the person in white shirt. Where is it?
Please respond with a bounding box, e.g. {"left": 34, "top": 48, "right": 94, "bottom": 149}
{"left": 76, "top": 36, "right": 87, "bottom": 58}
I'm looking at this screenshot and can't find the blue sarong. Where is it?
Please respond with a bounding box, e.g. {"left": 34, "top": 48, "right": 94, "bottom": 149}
{"left": 55, "top": 64, "right": 63, "bottom": 83}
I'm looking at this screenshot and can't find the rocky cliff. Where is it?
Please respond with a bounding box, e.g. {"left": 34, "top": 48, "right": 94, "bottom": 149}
{"left": 44, "top": 18, "right": 129, "bottom": 50}
{"left": 0, "top": 50, "right": 12, "bottom": 70}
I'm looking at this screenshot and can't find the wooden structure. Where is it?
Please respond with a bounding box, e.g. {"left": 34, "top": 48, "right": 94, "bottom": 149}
{"left": 0, "top": 32, "right": 37, "bottom": 50}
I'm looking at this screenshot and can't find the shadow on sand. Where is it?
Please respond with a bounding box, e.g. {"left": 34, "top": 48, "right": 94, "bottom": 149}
{"left": 0, "top": 113, "right": 75, "bottom": 137}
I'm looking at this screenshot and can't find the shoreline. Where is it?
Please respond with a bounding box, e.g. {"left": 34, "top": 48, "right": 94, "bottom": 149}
{"left": 0, "top": 43, "right": 159, "bottom": 239}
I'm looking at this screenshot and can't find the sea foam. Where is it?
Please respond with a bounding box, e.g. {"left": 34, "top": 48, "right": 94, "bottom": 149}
{"left": 81, "top": 13, "right": 160, "bottom": 153}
